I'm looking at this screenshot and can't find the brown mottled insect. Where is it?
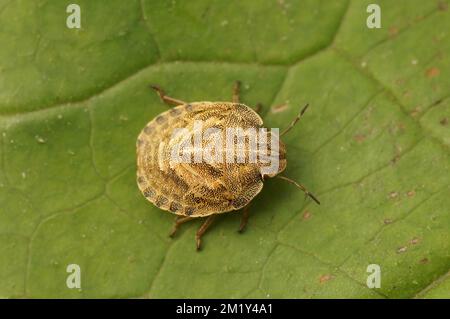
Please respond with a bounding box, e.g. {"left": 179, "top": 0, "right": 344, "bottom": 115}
{"left": 136, "top": 81, "right": 319, "bottom": 250}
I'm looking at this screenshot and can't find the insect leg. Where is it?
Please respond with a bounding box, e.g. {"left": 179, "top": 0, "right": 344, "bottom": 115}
{"left": 169, "top": 215, "right": 194, "bottom": 237}
{"left": 277, "top": 175, "right": 320, "bottom": 205}
{"left": 238, "top": 204, "right": 251, "bottom": 233}
{"left": 232, "top": 80, "right": 241, "bottom": 103}
{"left": 280, "top": 103, "right": 309, "bottom": 137}
{"left": 196, "top": 215, "right": 216, "bottom": 251}
{"left": 254, "top": 103, "right": 263, "bottom": 114}
{"left": 150, "top": 85, "right": 186, "bottom": 106}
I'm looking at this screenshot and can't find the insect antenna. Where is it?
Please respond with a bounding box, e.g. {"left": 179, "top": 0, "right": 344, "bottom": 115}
{"left": 280, "top": 103, "right": 309, "bottom": 137}
{"left": 276, "top": 175, "right": 320, "bottom": 205}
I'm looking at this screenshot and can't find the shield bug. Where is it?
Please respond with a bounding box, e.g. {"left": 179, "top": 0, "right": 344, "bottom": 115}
{"left": 136, "top": 81, "right": 319, "bottom": 250}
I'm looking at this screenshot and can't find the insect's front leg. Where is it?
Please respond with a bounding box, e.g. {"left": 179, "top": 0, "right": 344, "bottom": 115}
{"left": 150, "top": 85, "right": 186, "bottom": 106}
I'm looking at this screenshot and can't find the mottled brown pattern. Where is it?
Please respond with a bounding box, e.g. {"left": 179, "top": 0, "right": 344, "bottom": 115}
{"left": 136, "top": 102, "right": 287, "bottom": 217}
{"left": 169, "top": 201, "right": 182, "bottom": 213}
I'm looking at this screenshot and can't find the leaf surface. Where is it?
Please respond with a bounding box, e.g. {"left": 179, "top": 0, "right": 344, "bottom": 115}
{"left": 0, "top": 0, "right": 449, "bottom": 298}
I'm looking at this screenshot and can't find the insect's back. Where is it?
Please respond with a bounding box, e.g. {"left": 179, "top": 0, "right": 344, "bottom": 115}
{"left": 136, "top": 102, "right": 265, "bottom": 217}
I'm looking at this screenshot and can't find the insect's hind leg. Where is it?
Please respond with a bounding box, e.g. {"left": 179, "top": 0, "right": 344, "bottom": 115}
{"left": 150, "top": 85, "right": 186, "bottom": 106}
{"left": 169, "top": 215, "right": 194, "bottom": 237}
{"left": 196, "top": 215, "right": 216, "bottom": 251}
{"left": 238, "top": 204, "right": 251, "bottom": 233}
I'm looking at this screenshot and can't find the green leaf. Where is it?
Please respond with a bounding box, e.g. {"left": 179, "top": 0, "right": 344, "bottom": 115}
{"left": 0, "top": 0, "right": 449, "bottom": 298}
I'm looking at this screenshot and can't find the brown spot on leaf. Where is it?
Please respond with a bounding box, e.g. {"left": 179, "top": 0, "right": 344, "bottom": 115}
{"left": 319, "top": 274, "right": 334, "bottom": 284}
{"left": 419, "top": 258, "right": 429, "bottom": 264}
{"left": 271, "top": 103, "right": 288, "bottom": 114}
{"left": 438, "top": 1, "right": 448, "bottom": 10}
{"left": 391, "top": 154, "right": 401, "bottom": 164}
{"left": 384, "top": 218, "right": 393, "bottom": 225}
{"left": 407, "top": 190, "right": 416, "bottom": 197}
{"left": 302, "top": 211, "right": 312, "bottom": 220}
{"left": 397, "top": 246, "right": 408, "bottom": 254}
{"left": 426, "top": 67, "right": 440, "bottom": 78}
{"left": 389, "top": 26, "right": 399, "bottom": 36}
{"left": 353, "top": 134, "right": 366, "bottom": 143}
{"left": 410, "top": 107, "right": 422, "bottom": 117}
{"left": 389, "top": 191, "right": 399, "bottom": 199}
{"left": 391, "top": 145, "right": 403, "bottom": 164}
{"left": 396, "top": 122, "right": 406, "bottom": 133}
{"left": 410, "top": 237, "right": 421, "bottom": 245}
{"left": 440, "top": 117, "right": 448, "bottom": 126}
